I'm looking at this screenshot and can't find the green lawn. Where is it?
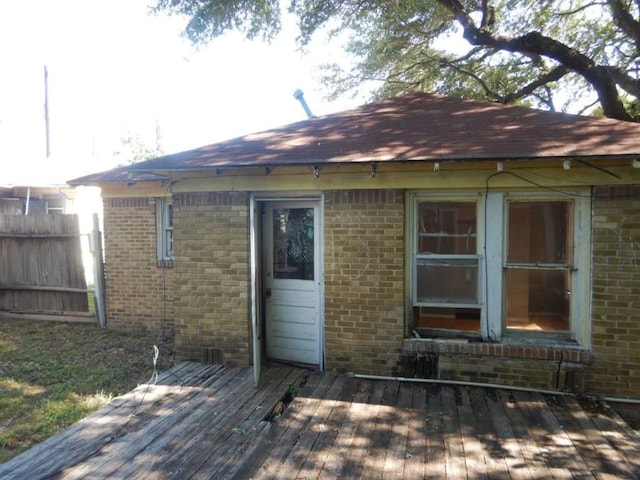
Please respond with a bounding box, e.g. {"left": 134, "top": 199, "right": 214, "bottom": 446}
{"left": 0, "top": 319, "right": 174, "bottom": 463}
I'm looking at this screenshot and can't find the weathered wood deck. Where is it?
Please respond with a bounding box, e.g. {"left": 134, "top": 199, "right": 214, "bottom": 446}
{"left": 1, "top": 362, "right": 639, "bottom": 479}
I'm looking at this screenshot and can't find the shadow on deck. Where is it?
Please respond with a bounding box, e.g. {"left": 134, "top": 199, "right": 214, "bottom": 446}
{"left": 1, "top": 362, "right": 639, "bottom": 479}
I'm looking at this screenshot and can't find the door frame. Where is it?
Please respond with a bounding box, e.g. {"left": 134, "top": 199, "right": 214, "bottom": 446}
{"left": 249, "top": 194, "right": 325, "bottom": 382}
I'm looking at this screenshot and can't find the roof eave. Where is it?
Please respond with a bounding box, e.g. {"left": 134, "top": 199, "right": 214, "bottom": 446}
{"left": 128, "top": 153, "right": 640, "bottom": 175}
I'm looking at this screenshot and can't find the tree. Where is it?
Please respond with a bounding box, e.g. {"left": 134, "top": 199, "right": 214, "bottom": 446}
{"left": 115, "top": 121, "right": 164, "bottom": 164}
{"left": 153, "top": 0, "right": 640, "bottom": 121}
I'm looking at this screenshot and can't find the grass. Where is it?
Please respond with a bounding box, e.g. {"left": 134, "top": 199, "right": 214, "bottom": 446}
{"left": 0, "top": 318, "right": 174, "bottom": 463}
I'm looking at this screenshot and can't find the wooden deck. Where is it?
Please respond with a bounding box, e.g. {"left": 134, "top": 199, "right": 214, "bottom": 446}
{"left": 1, "top": 362, "right": 639, "bottom": 479}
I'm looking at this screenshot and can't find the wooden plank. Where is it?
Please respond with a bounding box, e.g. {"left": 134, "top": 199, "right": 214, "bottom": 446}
{"left": 0, "top": 362, "right": 211, "bottom": 480}
{"left": 188, "top": 367, "right": 310, "bottom": 479}
{"left": 315, "top": 378, "right": 375, "bottom": 480}
{"left": 495, "top": 389, "right": 557, "bottom": 479}
{"left": 59, "top": 365, "right": 245, "bottom": 479}
{"left": 235, "top": 372, "right": 331, "bottom": 479}
{"left": 109, "top": 365, "right": 267, "bottom": 479}
{"left": 455, "top": 386, "right": 492, "bottom": 479}
{"left": 381, "top": 381, "right": 412, "bottom": 479}
{"left": 424, "top": 384, "right": 447, "bottom": 479}
{"left": 509, "top": 391, "right": 579, "bottom": 479}
{"left": 469, "top": 387, "right": 533, "bottom": 480}
{"left": 344, "top": 379, "right": 386, "bottom": 478}
{"left": 252, "top": 372, "right": 337, "bottom": 479}
{"left": 297, "top": 376, "right": 361, "bottom": 478}
{"left": 268, "top": 374, "right": 349, "bottom": 479}
{"left": 440, "top": 386, "right": 467, "bottom": 479}
{"left": 546, "top": 394, "right": 637, "bottom": 479}
{"left": 0, "top": 232, "right": 79, "bottom": 238}
{"left": 590, "top": 404, "right": 640, "bottom": 476}
{"left": 402, "top": 384, "right": 428, "bottom": 480}
{"left": 0, "top": 311, "right": 96, "bottom": 323}
{"left": 359, "top": 380, "right": 400, "bottom": 479}
{"left": 0, "top": 284, "right": 90, "bottom": 293}
{"left": 58, "top": 364, "right": 230, "bottom": 479}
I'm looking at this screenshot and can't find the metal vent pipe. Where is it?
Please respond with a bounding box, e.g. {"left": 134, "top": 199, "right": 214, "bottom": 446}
{"left": 293, "top": 89, "right": 314, "bottom": 118}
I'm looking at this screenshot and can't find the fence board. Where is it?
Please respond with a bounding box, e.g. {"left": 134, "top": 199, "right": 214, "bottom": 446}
{"left": 0, "top": 214, "right": 89, "bottom": 314}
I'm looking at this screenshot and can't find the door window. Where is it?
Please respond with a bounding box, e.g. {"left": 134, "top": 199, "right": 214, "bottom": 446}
{"left": 272, "top": 208, "right": 315, "bottom": 280}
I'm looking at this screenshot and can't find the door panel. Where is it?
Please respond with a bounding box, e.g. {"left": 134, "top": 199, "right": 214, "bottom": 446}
{"left": 265, "top": 202, "right": 320, "bottom": 366}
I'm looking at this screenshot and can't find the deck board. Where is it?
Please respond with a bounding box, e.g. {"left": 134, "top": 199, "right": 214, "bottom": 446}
{"left": 1, "top": 362, "right": 638, "bottom": 479}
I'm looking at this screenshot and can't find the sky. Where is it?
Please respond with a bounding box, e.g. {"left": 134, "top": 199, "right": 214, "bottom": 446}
{"left": 0, "top": 0, "right": 365, "bottom": 185}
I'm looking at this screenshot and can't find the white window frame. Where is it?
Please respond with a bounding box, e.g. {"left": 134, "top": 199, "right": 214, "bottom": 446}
{"left": 408, "top": 191, "right": 591, "bottom": 346}
{"left": 413, "top": 198, "right": 482, "bottom": 309}
{"left": 409, "top": 193, "right": 485, "bottom": 336}
{"left": 45, "top": 198, "right": 65, "bottom": 214}
{"left": 156, "top": 198, "right": 173, "bottom": 262}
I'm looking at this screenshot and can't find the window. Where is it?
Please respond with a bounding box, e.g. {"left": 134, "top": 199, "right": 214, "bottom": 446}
{"left": 410, "top": 193, "right": 590, "bottom": 344}
{"left": 505, "top": 201, "right": 572, "bottom": 332}
{"left": 45, "top": 198, "right": 65, "bottom": 214}
{"left": 156, "top": 198, "right": 173, "bottom": 262}
{"left": 414, "top": 201, "right": 481, "bottom": 332}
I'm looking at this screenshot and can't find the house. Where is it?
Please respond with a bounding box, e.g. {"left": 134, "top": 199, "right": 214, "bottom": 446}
{"left": 0, "top": 184, "right": 74, "bottom": 214}
{"left": 70, "top": 93, "right": 640, "bottom": 398}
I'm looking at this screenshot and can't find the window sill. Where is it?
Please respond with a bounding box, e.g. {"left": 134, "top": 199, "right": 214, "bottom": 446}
{"left": 157, "top": 259, "right": 174, "bottom": 268}
{"left": 403, "top": 337, "right": 593, "bottom": 365}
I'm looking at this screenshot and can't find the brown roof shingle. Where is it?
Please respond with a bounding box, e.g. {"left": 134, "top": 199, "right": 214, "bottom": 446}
{"left": 72, "top": 93, "right": 640, "bottom": 183}
{"left": 68, "top": 164, "right": 168, "bottom": 186}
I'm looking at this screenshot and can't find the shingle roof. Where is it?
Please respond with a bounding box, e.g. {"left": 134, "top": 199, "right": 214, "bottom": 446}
{"left": 68, "top": 164, "right": 168, "bottom": 186}
{"left": 72, "top": 92, "right": 640, "bottom": 183}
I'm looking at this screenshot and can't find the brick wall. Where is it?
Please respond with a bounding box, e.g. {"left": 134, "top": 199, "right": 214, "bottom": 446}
{"left": 400, "top": 340, "right": 593, "bottom": 390}
{"left": 102, "top": 197, "right": 175, "bottom": 338}
{"left": 587, "top": 185, "right": 640, "bottom": 398}
{"left": 172, "top": 192, "right": 250, "bottom": 365}
{"left": 323, "top": 190, "right": 405, "bottom": 375}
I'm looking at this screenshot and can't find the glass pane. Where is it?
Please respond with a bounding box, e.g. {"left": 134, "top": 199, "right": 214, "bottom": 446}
{"left": 505, "top": 268, "right": 570, "bottom": 331}
{"left": 417, "top": 202, "right": 476, "bottom": 254}
{"left": 273, "top": 208, "right": 314, "bottom": 280}
{"left": 508, "top": 201, "right": 572, "bottom": 264}
{"left": 416, "top": 258, "right": 478, "bottom": 304}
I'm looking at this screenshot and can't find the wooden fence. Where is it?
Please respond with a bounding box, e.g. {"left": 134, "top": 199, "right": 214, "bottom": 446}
{"left": 0, "top": 214, "right": 92, "bottom": 320}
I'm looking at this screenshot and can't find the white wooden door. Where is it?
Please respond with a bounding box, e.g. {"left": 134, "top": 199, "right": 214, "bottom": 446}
{"left": 264, "top": 201, "right": 321, "bottom": 366}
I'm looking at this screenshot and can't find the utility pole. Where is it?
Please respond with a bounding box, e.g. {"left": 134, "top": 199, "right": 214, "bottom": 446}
{"left": 44, "top": 65, "right": 51, "bottom": 158}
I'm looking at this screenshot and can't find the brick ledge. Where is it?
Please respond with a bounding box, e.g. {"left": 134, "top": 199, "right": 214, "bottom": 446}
{"left": 402, "top": 338, "right": 594, "bottom": 364}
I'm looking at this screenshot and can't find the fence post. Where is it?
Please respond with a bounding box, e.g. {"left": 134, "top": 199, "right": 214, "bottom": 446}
{"left": 91, "top": 213, "right": 107, "bottom": 327}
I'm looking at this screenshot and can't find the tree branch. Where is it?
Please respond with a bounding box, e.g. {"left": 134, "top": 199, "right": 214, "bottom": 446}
{"left": 434, "top": 0, "right": 633, "bottom": 120}
{"left": 501, "top": 65, "right": 570, "bottom": 104}
{"left": 607, "top": 0, "right": 640, "bottom": 52}
{"left": 606, "top": 65, "right": 640, "bottom": 96}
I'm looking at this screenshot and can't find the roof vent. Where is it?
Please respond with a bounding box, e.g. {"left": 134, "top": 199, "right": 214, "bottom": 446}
{"left": 293, "top": 89, "right": 314, "bottom": 119}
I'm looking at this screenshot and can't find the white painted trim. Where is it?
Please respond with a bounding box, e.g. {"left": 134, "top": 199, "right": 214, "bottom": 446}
{"left": 572, "top": 194, "right": 592, "bottom": 347}
{"left": 484, "top": 192, "right": 504, "bottom": 341}
{"left": 249, "top": 194, "right": 261, "bottom": 386}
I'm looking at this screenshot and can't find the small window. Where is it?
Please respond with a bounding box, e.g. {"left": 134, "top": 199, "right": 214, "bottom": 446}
{"left": 505, "top": 200, "right": 572, "bottom": 332}
{"left": 46, "top": 198, "right": 65, "bottom": 214}
{"left": 414, "top": 201, "right": 480, "bottom": 332}
{"left": 156, "top": 198, "right": 173, "bottom": 262}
